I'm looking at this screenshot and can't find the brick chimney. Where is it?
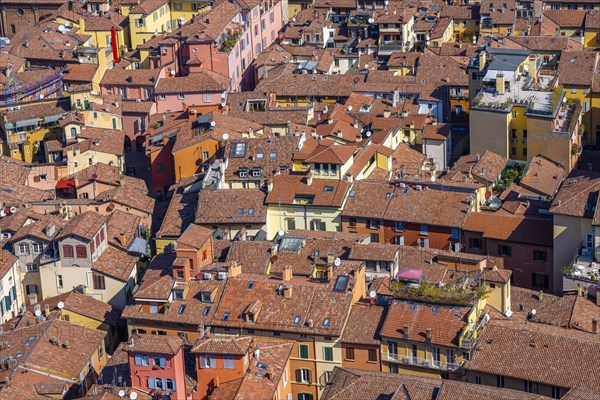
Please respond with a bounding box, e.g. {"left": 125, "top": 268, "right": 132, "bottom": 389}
{"left": 283, "top": 285, "right": 293, "bottom": 298}
{"left": 282, "top": 266, "right": 292, "bottom": 281}
{"left": 593, "top": 318, "right": 598, "bottom": 334}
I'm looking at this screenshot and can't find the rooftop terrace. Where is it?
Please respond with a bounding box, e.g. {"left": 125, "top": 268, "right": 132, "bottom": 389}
{"left": 472, "top": 74, "right": 562, "bottom": 116}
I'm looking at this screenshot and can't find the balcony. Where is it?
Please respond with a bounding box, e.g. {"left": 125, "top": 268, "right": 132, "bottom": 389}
{"left": 383, "top": 353, "right": 460, "bottom": 371}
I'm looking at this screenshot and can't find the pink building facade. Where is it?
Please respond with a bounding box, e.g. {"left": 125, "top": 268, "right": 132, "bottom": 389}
{"left": 127, "top": 335, "right": 186, "bottom": 399}
{"left": 180, "top": 0, "right": 284, "bottom": 91}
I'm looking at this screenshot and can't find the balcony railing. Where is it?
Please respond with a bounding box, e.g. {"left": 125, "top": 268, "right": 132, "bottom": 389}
{"left": 383, "top": 353, "right": 461, "bottom": 371}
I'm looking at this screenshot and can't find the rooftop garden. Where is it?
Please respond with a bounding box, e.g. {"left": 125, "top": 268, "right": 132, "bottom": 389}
{"left": 389, "top": 281, "right": 490, "bottom": 306}
{"left": 221, "top": 31, "right": 240, "bottom": 53}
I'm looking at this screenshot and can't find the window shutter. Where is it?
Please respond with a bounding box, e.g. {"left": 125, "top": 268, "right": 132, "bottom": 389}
{"left": 209, "top": 356, "right": 216, "bottom": 368}
{"left": 147, "top": 377, "right": 155, "bottom": 389}
{"left": 135, "top": 354, "right": 142, "bottom": 365}
{"left": 172, "top": 379, "right": 176, "bottom": 390}
{"left": 296, "top": 369, "right": 302, "bottom": 382}
{"left": 160, "top": 357, "right": 167, "bottom": 368}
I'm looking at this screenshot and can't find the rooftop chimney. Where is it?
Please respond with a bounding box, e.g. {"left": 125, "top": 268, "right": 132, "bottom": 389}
{"left": 44, "top": 304, "right": 50, "bottom": 317}
{"left": 282, "top": 266, "right": 293, "bottom": 281}
{"left": 592, "top": 318, "right": 598, "bottom": 334}
{"left": 383, "top": 108, "right": 391, "bottom": 118}
{"left": 403, "top": 324, "right": 409, "bottom": 339}
{"left": 119, "top": 231, "right": 127, "bottom": 247}
{"left": 229, "top": 261, "right": 242, "bottom": 277}
{"left": 283, "top": 285, "right": 293, "bottom": 298}
{"left": 306, "top": 171, "right": 314, "bottom": 186}
{"left": 426, "top": 327, "right": 432, "bottom": 340}
{"left": 539, "top": 290, "right": 544, "bottom": 302}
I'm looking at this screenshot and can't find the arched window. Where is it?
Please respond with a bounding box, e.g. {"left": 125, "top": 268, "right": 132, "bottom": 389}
{"left": 70, "top": 127, "right": 77, "bottom": 138}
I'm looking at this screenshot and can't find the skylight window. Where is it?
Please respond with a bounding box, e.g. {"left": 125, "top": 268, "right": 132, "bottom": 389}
{"left": 237, "top": 208, "right": 244, "bottom": 216}
{"left": 269, "top": 152, "right": 277, "bottom": 158}
{"left": 349, "top": 190, "right": 356, "bottom": 197}
{"left": 293, "top": 316, "right": 301, "bottom": 326}
{"left": 203, "top": 306, "right": 211, "bottom": 317}
{"left": 256, "top": 153, "right": 264, "bottom": 159}
{"left": 323, "top": 318, "right": 331, "bottom": 328}
{"left": 324, "top": 186, "right": 334, "bottom": 193}
{"left": 247, "top": 281, "right": 255, "bottom": 290}
{"left": 231, "top": 142, "right": 248, "bottom": 158}
{"left": 178, "top": 305, "right": 187, "bottom": 315}
{"left": 222, "top": 312, "right": 230, "bottom": 321}
{"left": 248, "top": 208, "right": 254, "bottom": 216}
{"left": 333, "top": 275, "right": 349, "bottom": 293}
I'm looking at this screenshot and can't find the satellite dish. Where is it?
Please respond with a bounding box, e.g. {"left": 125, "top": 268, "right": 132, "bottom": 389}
{"left": 485, "top": 190, "right": 492, "bottom": 200}
{"left": 531, "top": 309, "right": 537, "bottom": 316}
{"left": 58, "top": 25, "right": 66, "bottom": 34}
{"left": 369, "top": 290, "right": 377, "bottom": 298}
{"left": 365, "top": 131, "right": 372, "bottom": 137}
{"left": 130, "top": 392, "right": 138, "bottom": 400}
{"left": 57, "top": 301, "right": 65, "bottom": 309}
{"left": 333, "top": 257, "right": 341, "bottom": 267}
{"left": 347, "top": 106, "right": 353, "bottom": 112}
{"left": 430, "top": 175, "right": 436, "bottom": 182}
{"left": 34, "top": 310, "right": 42, "bottom": 317}
{"left": 403, "top": 137, "right": 409, "bottom": 143}
{"left": 364, "top": 64, "right": 369, "bottom": 69}
{"left": 222, "top": 133, "right": 229, "bottom": 140}
{"left": 0, "top": 210, "right": 5, "bottom": 217}
{"left": 368, "top": 17, "right": 374, "bottom": 24}
{"left": 221, "top": 102, "right": 226, "bottom": 107}
{"left": 9, "top": 206, "right": 16, "bottom": 213}
{"left": 210, "top": 121, "right": 216, "bottom": 127}
{"left": 118, "top": 390, "right": 126, "bottom": 398}
{"left": 278, "top": 229, "right": 285, "bottom": 237}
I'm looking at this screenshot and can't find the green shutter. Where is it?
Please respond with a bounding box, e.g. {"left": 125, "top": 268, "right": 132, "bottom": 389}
{"left": 299, "top": 344, "right": 309, "bottom": 359}
{"left": 324, "top": 347, "right": 333, "bottom": 361}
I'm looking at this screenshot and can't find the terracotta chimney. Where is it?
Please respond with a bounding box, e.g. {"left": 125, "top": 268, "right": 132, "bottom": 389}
{"left": 120, "top": 231, "right": 127, "bottom": 247}
{"left": 538, "top": 290, "right": 544, "bottom": 302}
{"left": 44, "top": 304, "right": 50, "bottom": 317}
{"left": 283, "top": 266, "right": 293, "bottom": 281}
{"left": 283, "top": 285, "right": 293, "bottom": 298}
{"left": 592, "top": 318, "right": 598, "bottom": 334}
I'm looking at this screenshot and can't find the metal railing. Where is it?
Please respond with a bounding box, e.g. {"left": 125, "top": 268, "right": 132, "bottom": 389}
{"left": 383, "top": 353, "right": 461, "bottom": 371}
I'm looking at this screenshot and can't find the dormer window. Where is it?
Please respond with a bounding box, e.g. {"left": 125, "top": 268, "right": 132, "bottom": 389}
{"left": 239, "top": 169, "right": 249, "bottom": 178}
{"left": 252, "top": 168, "right": 262, "bottom": 177}
{"left": 200, "top": 291, "right": 214, "bottom": 303}
{"left": 172, "top": 289, "right": 184, "bottom": 301}
{"left": 359, "top": 104, "right": 371, "bottom": 113}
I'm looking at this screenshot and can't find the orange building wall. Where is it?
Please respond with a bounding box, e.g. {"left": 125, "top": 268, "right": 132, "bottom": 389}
{"left": 173, "top": 138, "right": 220, "bottom": 182}
{"left": 341, "top": 344, "right": 381, "bottom": 371}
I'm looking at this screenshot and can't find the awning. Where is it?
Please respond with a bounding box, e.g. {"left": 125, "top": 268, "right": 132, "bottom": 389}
{"left": 396, "top": 268, "right": 424, "bottom": 281}
{"left": 128, "top": 237, "right": 147, "bottom": 256}
{"left": 56, "top": 179, "right": 76, "bottom": 189}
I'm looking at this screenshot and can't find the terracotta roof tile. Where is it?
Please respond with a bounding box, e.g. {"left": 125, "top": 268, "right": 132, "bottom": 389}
{"left": 266, "top": 173, "right": 351, "bottom": 208}
{"left": 56, "top": 211, "right": 106, "bottom": 241}
{"left": 178, "top": 223, "right": 213, "bottom": 249}
{"left": 126, "top": 333, "right": 184, "bottom": 355}
{"left": 381, "top": 300, "right": 470, "bottom": 347}
{"left": 341, "top": 303, "right": 386, "bottom": 345}
{"left": 550, "top": 169, "right": 600, "bottom": 218}
{"left": 465, "top": 319, "right": 600, "bottom": 391}
{"left": 191, "top": 336, "right": 252, "bottom": 355}
{"left": 93, "top": 247, "right": 138, "bottom": 282}
{"left": 520, "top": 154, "right": 565, "bottom": 198}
